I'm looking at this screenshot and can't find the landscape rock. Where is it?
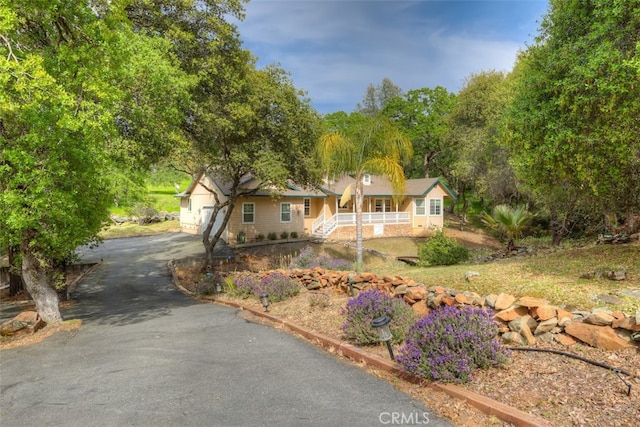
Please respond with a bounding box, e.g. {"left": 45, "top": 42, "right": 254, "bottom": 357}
{"left": 0, "top": 310, "right": 45, "bottom": 336}
{"left": 611, "top": 316, "right": 640, "bottom": 332}
{"left": 494, "top": 305, "right": 529, "bottom": 322}
{"left": 533, "top": 305, "right": 557, "bottom": 321}
{"left": 594, "top": 294, "right": 624, "bottom": 305}
{"left": 494, "top": 293, "right": 516, "bottom": 311}
{"left": 501, "top": 332, "right": 526, "bottom": 345}
{"left": 534, "top": 317, "right": 558, "bottom": 336}
{"left": 516, "top": 297, "right": 550, "bottom": 308}
{"left": 584, "top": 311, "right": 615, "bottom": 326}
{"left": 411, "top": 300, "right": 430, "bottom": 317}
{"left": 484, "top": 294, "right": 498, "bottom": 309}
{"left": 564, "top": 321, "right": 633, "bottom": 350}
{"left": 464, "top": 271, "right": 480, "bottom": 282}
{"left": 554, "top": 333, "right": 577, "bottom": 346}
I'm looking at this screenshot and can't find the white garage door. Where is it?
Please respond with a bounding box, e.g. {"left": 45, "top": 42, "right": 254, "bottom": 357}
{"left": 201, "top": 206, "right": 227, "bottom": 241}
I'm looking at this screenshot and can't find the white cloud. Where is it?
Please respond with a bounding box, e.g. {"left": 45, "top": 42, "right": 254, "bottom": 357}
{"left": 233, "top": 0, "right": 547, "bottom": 113}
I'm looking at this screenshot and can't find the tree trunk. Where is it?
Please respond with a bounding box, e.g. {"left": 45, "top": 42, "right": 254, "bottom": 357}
{"left": 8, "top": 245, "right": 24, "bottom": 297}
{"left": 21, "top": 250, "right": 62, "bottom": 323}
{"left": 355, "top": 177, "right": 364, "bottom": 271}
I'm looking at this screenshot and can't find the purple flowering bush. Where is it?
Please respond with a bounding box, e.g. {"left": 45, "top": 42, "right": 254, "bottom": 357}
{"left": 230, "top": 274, "right": 261, "bottom": 299}
{"left": 341, "top": 288, "right": 418, "bottom": 345}
{"left": 230, "top": 272, "right": 300, "bottom": 303}
{"left": 397, "top": 306, "right": 509, "bottom": 383}
{"left": 256, "top": 272, "right": 300, "bottom": 303}
{"left": 290, "top": 246, "right": 353, "bottom": 271}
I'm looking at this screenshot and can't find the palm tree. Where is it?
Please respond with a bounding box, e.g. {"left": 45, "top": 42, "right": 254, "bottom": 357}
{"left": 317, "top": 114, "right": 412, "bottom": 269}
{"left": 481, "top": 204, "right": 533, "bottom": 253}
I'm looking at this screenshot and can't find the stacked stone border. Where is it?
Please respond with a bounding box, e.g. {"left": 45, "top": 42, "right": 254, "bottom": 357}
{"left": 274, "top": 267, "right": 639, "bottom": 351}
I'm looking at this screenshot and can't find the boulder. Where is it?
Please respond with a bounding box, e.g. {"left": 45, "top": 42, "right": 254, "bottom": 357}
{"left": 534, "top": 305, "right": 557, "bottom": 321}
{"left": 516, "top": 297, "right": 550, "bottom": 308}
{"left": 501, "top": 332, "right": 526, "bottom": 345}
{"left": 494, "top": 293, "right": 516, "bottom": 311}
{"left": 554, "top": 333, "right": 577, "bottom": 346}
{"left": 484, "top": 294, "right": 498, "bottom": 309}
{"left": 564, "top": 321, "right": 633, "bottom": 350}
{"left": 534, "top": 317, "right": 558, "bottom": 336}
{"left": 411, "top": 300, "right": 430, "bottom": 317}
{"left": 494, "top": 305, "right": 529, "bottom": 322}
{"left": 584, "top": 311, "right": 615, "bottom": 326}
{"left": 611, "top": 316, "right": 640, "bottom": 332}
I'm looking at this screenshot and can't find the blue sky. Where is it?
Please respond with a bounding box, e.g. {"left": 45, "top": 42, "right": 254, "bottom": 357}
{"left": 231, "top": 0, "right": 549, "bottom": 114}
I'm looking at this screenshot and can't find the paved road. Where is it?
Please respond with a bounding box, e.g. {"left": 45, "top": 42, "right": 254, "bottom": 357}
{"left": 0, "top": 233, "right": 450, "bottom": 426}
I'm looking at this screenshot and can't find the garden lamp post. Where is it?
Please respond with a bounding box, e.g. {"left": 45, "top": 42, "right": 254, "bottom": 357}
{"left": 215, "top": 282, "right": 222, "bottom": 294}
{"left": 371, "top": 315, "right": 395, "bottom": 361}
{"left": 260, "top": 294, "right": 270, "bottom": 312}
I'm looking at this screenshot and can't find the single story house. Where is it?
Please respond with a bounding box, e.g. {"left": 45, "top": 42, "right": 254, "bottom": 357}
{"left": 177, "top": 172, "right": 456, "bottom": 243}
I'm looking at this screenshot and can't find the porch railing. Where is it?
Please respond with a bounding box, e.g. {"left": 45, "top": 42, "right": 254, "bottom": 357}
{"left": 312, "top": 212, "right": 410, "bottom": 237}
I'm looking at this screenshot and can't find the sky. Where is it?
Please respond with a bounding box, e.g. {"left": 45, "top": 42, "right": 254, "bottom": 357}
{"left": 231, "top": 0, "right": 549, "bottom": 115}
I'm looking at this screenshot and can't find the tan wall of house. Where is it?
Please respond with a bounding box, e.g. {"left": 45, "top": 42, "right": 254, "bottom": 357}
{"left": 179, "top": 176, "right": 227, "bottom": 234}
{"left": 227, "top": 197, "right": 306, "bottom": 243}
{"left": 303, "top": 198, "right": 325, "bottom": 234}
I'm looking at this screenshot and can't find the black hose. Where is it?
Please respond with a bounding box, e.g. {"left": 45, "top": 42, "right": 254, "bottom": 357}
{"left": 506, "top": 346, "right": 634, "bottom": 396}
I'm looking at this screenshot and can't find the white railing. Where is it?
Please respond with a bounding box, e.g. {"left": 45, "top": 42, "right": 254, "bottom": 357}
{"left": 312, "top": 214, "right": 325, "bottom": 235}
{"left": 336, "top": 212, "right": 410, "bottom": 225}
{"left": 312, "top": 212, "right": 409, "bottom": 238}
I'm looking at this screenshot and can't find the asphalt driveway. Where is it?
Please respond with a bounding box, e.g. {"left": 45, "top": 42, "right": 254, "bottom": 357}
{"left": 0, "top": 233, "right": 450, "bottom": 426}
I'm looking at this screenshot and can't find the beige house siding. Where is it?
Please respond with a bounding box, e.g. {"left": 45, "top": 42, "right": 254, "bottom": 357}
{"left": 303, "top": 197, "right": 325, "bottom": 235}
{"left": 178, "top": 175, "right": 227, "bottom": 234}
{"left": 227, "top": 197, "right": 306, "bottom": 243}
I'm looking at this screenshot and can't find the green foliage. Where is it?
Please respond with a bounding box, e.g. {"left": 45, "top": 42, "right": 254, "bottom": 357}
{"left": 341, "top": 288, "right": 418, "bottom": 345}
{"left": 267, "top": 232, "right": 278, "bottom": 241}
{"left": 418, "top": 230, "right": 469, "bottom": 266}
{"left": 318, "top": 113, "right": 413, "bottom": 267}
{"left": 256, "top": 234, "right": 265, "bottom": 242}
{"left": 280, "top": 231, "right": 289, "bottom": 240}
{"left": 290, "top": 231, "right": 298, "bottom": 239}
{"left": 504, "top": 0, "right": 640, "bottom": 242}
{"left": 481, "top": 205, "right": 533, "bottom": 244}
{"left": 383, "top": 86, "right": 457, "bottom": 179}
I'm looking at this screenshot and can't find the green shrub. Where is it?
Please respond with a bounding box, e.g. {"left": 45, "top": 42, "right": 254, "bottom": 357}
{"left": 280, "top": 231, "right": 289, "bottom": 239}
{"left": 267, "top": 232, "right": 278, "bottom": 240}
{"left": 290, "top": 231, "right": 298, "bottom": 239}
{"left": 397, "top": 306, "right": 509, "bottom": 383}
{"left": 418, "top": 230, "right": 469, "bottom": 266}
{"left": 341, "top": 288, "right": 418, "bottom": 345}
{"left": 256, "top": 234, "right": 265, "bottom": 242}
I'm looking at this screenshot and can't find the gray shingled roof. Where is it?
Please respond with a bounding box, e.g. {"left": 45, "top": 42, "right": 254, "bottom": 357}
{"left": 321, "top": 175, "right": 455, "bottom": 198}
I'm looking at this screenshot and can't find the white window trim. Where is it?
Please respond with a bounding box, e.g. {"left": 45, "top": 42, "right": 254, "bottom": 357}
{"left": 429, "top": 198, "right": 442, "bottom": 216}
{"left": 363, "top": 174, "right": 371, "bottom": 185}
{"left": 303, "top": 198, "right": 311, "bottom": 217}
{"left": 187, "top": 199, "right": 192, "bottom": 212}
{"left": 242, "top": 202, "right": 255, "bottom": 224}
{"left": 280, "top": 202, "right": 292, "bottom": 223}
{"left": 414, "top": 198, "right": 426, "bottom": 216}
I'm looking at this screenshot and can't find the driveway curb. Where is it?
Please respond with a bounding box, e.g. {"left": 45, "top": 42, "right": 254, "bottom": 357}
{"left": 209, "top": 297, "right": 552, "bottom": 427}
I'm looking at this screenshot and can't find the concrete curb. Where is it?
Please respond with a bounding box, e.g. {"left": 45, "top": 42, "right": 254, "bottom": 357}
{"left": 208, "top": 297, "right": 552, "bottom": 427}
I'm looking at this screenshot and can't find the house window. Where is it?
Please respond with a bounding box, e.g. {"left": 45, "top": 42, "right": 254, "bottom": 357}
{"left": 303, "top": 198, "right": 311, "bottom": 217}
{"left": 375, "top": 199, "right": 391, "bottom": 212}
{"left": 415, "top": 198, "right": 426, "bottom": 216}
{"left": 363, "top": 174, "right": 371, "bottom": 185}
{"left": 429, "top": 199, "right": 442, "bottom": 215}
{"left": 188, "top": 199, "right": 192, "bottom": 212}
{"left": 242, "top": 203, "right": 255, "bottom": 224}
{"left": 280, "top": 203, "right": 292, "bottom": 223}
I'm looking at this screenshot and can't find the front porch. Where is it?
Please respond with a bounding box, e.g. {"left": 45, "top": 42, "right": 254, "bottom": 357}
{"left": 312, "top": 212, "right": 411, "bottom": 238}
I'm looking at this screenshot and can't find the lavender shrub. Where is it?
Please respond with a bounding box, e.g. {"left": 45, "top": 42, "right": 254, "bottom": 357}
{"left": 341, "top": 288, "right": 418, "bottom": 345}
{"left": 230, "top": 274, "right": 260, "bottom": 299}
{"left": 397, "top": 306, "right": 509, "bottom": 383}
{"left": 256, "top": 272, "right": 300, "bottom": 303}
